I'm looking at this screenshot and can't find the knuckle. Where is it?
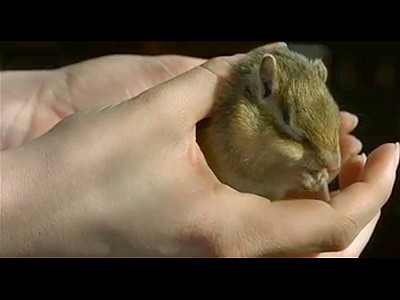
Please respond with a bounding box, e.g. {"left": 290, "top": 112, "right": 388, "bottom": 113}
{"left": 184, "top": 215, "right": 222, "bottom": 257}
{"left": 330, "top": 215, "right": 359, "bottom": 251}
{"left": 206, "top": 56, "right": 224, "bottom": 65}
{"left": 201, "top": 56, "right": 237, "bottom": 79}
{"left": 180, "top": 189, "right": 251, "bottom": 258}
{"left": 178, "top": 193, "right": 225, "bottom": 257}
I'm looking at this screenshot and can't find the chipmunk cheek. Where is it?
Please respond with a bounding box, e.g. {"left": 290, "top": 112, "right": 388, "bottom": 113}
{"left": 319, "top": 146, "right": 342, "bottom": 173}
{"left": 281, "top": 142, "right": 305, "bottom": 163}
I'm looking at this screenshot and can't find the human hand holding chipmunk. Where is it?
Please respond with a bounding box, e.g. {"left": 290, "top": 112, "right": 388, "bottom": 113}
{"left": 1, "top": 43, "right": 398, "bottom": 257}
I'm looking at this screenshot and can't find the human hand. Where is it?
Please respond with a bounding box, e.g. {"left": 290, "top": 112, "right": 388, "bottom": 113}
{"left": 315, "top": 112, "right": 377, "bottom": 257}
{"left": 1, "top": 53, "right": 205, "bottom": 150}
{"left": 1, "top": 43, "right": 398, "bottom": 257}
{"left": 288, "top": 111, "right": 378, "bottom": 257}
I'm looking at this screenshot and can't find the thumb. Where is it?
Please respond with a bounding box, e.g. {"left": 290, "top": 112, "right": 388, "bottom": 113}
{"left": 132, "top": 53, "right": 243, "bottom": 132}
{"left": 209, "top": 144, "right": 399, "bottom": 257}
{"left": 131, "top": 42, "right": 288, "bottom": 131}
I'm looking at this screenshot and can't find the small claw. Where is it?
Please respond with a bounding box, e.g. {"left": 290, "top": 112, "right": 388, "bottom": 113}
{"left": 317, "top": 181, "right": 331, "bottom": 203}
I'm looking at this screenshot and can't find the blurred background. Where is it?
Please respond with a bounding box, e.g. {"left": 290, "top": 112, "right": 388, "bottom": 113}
{"left": 1, "top": 41, "right": 399, "bottom": 257}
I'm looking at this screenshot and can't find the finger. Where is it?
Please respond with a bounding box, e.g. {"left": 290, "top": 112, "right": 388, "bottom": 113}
{"left": 294, "top": 211, "right": 380, "bottom": 258}
{"left": 213, "top": 143, "right": 399, "bottom": 257}
{"left": 338, "top": 211, "right": 381, "bottom": 257}
{"left": 214, "top": 192, "right": 341, "bottom": 257}
{"left": 130, "top": 53, "right": 243, "bottom": 132}
{"left": 339, "top": 153, "right": 367, "bottom": 189}
{"left": 340, "top": 134, "right": 363, "bottom": 163}
{"left": 133, "top": 42, "right": 288, "bottom": 132}
{"left": 330, "top": 143, "right": 399, "bottom": 247}
{"left": 317, "top": 211, "right": 381, "bottom": 258}
{"left": 337, "top": 211, "right": 381, "bottom": 257}
{"left": 339, "top": 111, "right": 362, "bottom": 164}
{"left": 340, "top": 111, "right": 359, "bottom": 135}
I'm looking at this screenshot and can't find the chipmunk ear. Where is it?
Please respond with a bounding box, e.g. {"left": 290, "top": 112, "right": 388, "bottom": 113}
{"left": 259, "top": 54, "right": 277, "bottom": 98}
{"left": 313, "top": 59, "right": 328, "bottom": 82}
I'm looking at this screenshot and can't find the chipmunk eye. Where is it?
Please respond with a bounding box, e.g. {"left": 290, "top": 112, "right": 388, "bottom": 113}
{"left": 279, "top": 102, "right": 291, "bottom": 126}
{"left": 281, "top": 105, "right": 291, "bottom": 126}
{"left": 279, "top": 103, "right": 306, "bottom": 142}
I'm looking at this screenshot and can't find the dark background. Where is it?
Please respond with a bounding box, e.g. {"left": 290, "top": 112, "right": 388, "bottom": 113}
{"left": 1, "top": 41, "right": 399, "bottom": 257}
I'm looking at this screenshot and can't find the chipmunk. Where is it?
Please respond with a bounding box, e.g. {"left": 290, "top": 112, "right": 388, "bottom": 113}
{"left": 196, "top": 44, "right": 341, "bottom": 202}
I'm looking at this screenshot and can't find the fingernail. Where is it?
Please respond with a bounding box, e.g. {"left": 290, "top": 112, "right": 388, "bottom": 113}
{"left": 355, "top": 137, "right": 363, "bottom": 153}
{"left": 352, "top": 115, "right": 359, "bottom": 129}
{"left": 395, "top": 142, "right": 400, "bottom": 167}
{"left": 341, "top": 111, "right": 359, "bottom": 130}
{"left": 347, "top": 112, "right": 359, "bottom": 129}
{"left": 348, "top": 137, "right": 363, "bottom": 157}
{"left": 348, "top": 152, "right": 366, "bottom": 165}
{"left": 360, "top": 153, "right": 367, "bottom": 164}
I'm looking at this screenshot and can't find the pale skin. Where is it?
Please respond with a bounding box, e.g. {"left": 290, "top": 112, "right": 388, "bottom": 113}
{"left": 1, "top": 43, "right": 398, "bottom": 257}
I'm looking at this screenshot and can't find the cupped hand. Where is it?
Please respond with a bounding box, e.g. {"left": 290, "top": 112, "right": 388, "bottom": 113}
{"left": 1, "top": 43, "right": 398, "bottom": 257}
{"left": 1, "top": 54, "right": 205, "bottom": 150}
